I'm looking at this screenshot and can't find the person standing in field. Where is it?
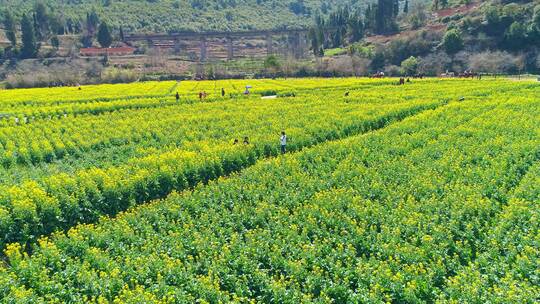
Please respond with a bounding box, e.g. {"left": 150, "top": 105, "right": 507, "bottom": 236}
{"left": 243, "top": 136, "right": 250, "bottom": 145}
{"left": 221, "top": 88, "right": 225, "bottom": 97}
{"left": 280, "top": 131, "right": 287, "bottom": 154}
{"left": 176, "top": 92, "right": 180, "bottom": 102}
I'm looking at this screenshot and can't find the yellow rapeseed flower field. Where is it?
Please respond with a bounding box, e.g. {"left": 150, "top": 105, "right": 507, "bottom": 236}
{"left": 0, "top": 78, "right": 538, "bottom": 303}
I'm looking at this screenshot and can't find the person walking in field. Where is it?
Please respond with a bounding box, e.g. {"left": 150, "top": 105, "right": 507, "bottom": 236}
{"left": 221, "top": 88, "right": 226, "bottom": 97}
{"left": 176, "top": 92, "right": 180, "bottom": 102}
{"left": 280, "top": 131, "right": 287, "bottom": 154}
{"left": 243, "top": 137, "right": 250, "bottom": 145}
{"left": 233, "top": 138, "right": 239, "bottom": 145}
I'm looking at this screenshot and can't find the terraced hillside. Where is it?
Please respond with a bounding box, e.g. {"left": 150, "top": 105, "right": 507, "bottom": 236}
{"left": 0, "top": 78, "right": 538, "bottom": 303}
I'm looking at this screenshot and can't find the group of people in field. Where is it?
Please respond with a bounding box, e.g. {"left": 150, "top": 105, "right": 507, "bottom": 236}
{"left": 460, "top": 70, "right": 482, "bottom": 79}
{"left": 174, "top": 86, "right": 289, "bottom": 155}
{"left": 370, "top": 70, "right": 485, "bottom": 80}
{"left": 173, "top": 74, "right": 487, "bottom": 160}
{"left": 233, "top": 137, "right": 250, "bottom": 145}
{"left": 440, "top": 70, "right": 482, "bottom": 79}
{"left": 398, "top": 77, "right": 412, "bottom": 85}
{"left": 175, "top": 88, "right": 228, "bottom": 102}
{"left": 370, "top": 71, "right": 385, "bottom": 78}
{"left": 233, "top": 131, "right": 288, "bottom": 154}
{"left": 198, "top": 91, "right": 208, "bottom": 100}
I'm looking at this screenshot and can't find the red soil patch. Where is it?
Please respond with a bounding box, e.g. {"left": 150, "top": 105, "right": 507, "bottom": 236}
{"left": 436, "top": 2, "right": 481, "bottom": 18}
{"left": 364, "top": 2, "right": 483, "bottom": 45}
{"left": 365, "top": 23, "right": 447, "bottom": 44}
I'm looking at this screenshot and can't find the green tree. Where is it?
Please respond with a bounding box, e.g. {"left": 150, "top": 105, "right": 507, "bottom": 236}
{"left": 400, "top": 56, "right": 418, "bottom": 75}
{"left": 503, "top": 22, "right": 526, "bottom": 50}
{"left": 409, "top": 3, "right": 427, "bottom": 30}
{"left": 81, "top": 35, "right": 93, "bottom": 48}
{"left": 433, "top": 0, "right": 450, "bottom": 10}
{"left": 20, "top": 14, "right": 39, "bottom": 58}
{"left": 364, "top": 4, "right": 375, "bottom": 32}
{"left": 2, "top": 11, "right": 17, "bottom": 47}
{"left": 403, "top": 0, "right": 409, "bottom": 14}
{"left": 370, "top": 50, "right": 385, "bottom": 71}
{"left": 97, "top": 22, "right": 113, "bottom": 48}
{"left": 119, "top": 26, "right": 125, "bottom": 41}
{"left": 34, "top": 2, "right": 49, "bottom": 40}
{"left": 86, "top": 11, "right": 100, "bottom": 36}
{"left": 264, "top": 55, "right": 281, "bottom": 73}
{"left": 440, "top": 0, "right": 448, "bottom": 9}
{"left": 347, "top": 12, "right": 364, "bottom": 43}
{"left": 308, "top": 27, "right": 323, "bottom": 56}
{"left": 51, "top": 36, "right": 60, "bottom": 49}
{"left": 533, "top": 5, "right": 540, "bottom": 32}
{"left": 529, "top": 5, "right": 540, "bottom": 45}
{"left": 47, "top": 12, "right": 64, "bottom": 36}
{"left": 375, "top": 0, "right": 386, "bottom": 32}
{"left": 442, "top": 29, "right": 463, "bottom": 55}
{"left": 289, "top": 0, "right": 308, "bottom": 15}
{"left": 484, "top": 6, "right": 503, "bottom": 35}
{"left": 375, "top": 0, "right": 398, "bottom": 34}
{"left": 331, "top": 30, "right": 343, "bottom": 48}
{"left": 485, "top": 7, "right": 500, "bottom": 25}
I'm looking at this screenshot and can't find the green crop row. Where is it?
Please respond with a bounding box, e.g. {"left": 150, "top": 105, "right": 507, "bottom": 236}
{"left": 439, "top": 162, "right": 540, "bottom": 303}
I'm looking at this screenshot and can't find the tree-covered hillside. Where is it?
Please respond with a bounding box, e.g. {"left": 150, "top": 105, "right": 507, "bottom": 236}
{"left": 0, "top": 0, "right": 388, "bottom": 33}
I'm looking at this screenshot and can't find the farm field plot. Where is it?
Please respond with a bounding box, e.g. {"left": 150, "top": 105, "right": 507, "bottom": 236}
{"left": 0, "top": 78, "right": 538, "bottom": 303}
{"left": 0, "top": 81, "right": 178, "bottom": 106}
{"left": 0, "top": 81, "right": 179, "bottom": 121}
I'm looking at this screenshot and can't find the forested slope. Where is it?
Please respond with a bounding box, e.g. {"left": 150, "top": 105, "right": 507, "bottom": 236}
{"left": 0, "top": 0, "right": 374, "bottom": 32}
